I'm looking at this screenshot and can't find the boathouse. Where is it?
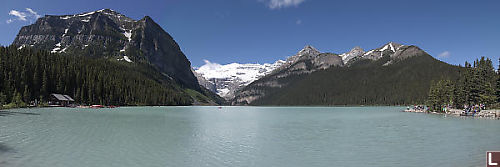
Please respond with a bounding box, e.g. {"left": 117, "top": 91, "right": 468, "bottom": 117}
{"left": 49, "top": 94, "right": 75, "bottom": 106}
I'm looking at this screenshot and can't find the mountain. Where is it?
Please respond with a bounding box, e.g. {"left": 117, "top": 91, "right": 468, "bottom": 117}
{"left": 194, "top": 45, "right": 348, "bottom": 100}
{"left": 8, "top": 9, "right": 224, "bottom": 105}
{"left": 0, "top": 46, "right": 193, "bottom": 106}
{"left": 12, "top": 9, "right": 198, "bottom": 90}
{"left": 232, "top": 42, "right": 463, "bottom": 105}
{"left": 338, "top": 46, "right": 365, "bottom": 64}
{"left": 192, "top": 68, "right": 217, "bottom": 93}
{"left": 194, "top": 60, "right": 285, "bottom": 99}
{"left": 269, "top": 45, "right": 343, "bottom": 78}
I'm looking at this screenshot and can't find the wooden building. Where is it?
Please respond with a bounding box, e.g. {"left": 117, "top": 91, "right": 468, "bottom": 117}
{"left": 49, "top": 94, "right": 75, "bottom": 106}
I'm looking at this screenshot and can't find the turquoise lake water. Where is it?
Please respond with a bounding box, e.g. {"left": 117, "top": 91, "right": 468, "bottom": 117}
{"left": 0, "top": 106, "right": 499, "bottom": 167}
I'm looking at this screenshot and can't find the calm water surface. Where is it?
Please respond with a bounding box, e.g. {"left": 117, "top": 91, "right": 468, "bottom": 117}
{"left": 0, "top": 106, "right": 499, "bottom": 167}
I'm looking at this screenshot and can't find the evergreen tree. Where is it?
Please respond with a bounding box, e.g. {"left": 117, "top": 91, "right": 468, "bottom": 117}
{"left": 474, "top": 57, "right": 497, "bottom": 105}
{"left": 427, "top": 81, "right": 439, "bottom": 111}
{"left": 12, "top": 91, "right": 25, "bottom": 108}
{"left": 469, "top": 65, "right": 482, "bottom": 104}
{"left": 0, "top": 92, "right": 6, "bottom": 107}
{"left": 428, "top": 57, "right": 498, "bottom": 110}
{"left": 427, "top": 80, "right": 454, "bottom": 112}
{"left": 23, "top": 85, "right": 30, "bottom": 104}
{"left": 0, "top": 46, "right": 195, "bottom": 106}
{"left": 497, "top": 58, "right": 500, "bottom": 102}
{"left": 41, "top": 70, "right": 48, "bottom": 101}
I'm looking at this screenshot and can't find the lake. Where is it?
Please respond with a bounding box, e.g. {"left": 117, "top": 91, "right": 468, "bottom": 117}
{"left": 0, "top": 106, "right": 499, "bottom": 167}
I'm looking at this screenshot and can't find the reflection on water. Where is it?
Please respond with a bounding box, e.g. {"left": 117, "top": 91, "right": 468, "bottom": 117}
{"left": 0, "top": 110, "right": 40, "bottom": 116}
{"left": 0, "top": 106, "right": 499, "bottom": 167}
{"left": 0, "top": 143, "right": 12, "bottom": 153}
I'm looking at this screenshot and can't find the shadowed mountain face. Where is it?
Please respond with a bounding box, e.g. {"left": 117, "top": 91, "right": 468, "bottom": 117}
{"left": 232, "top": 43, "right": 463, "bottom": 105}
{"left": 12, "top": 9, "right": 199, "bottom": 90}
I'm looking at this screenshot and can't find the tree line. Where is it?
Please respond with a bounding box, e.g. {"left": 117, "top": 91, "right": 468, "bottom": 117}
{"left": 246, "top": 54, "right": 463, "bottom": 106}
{"left": 0, "top": 46, "right": 194, "bottom": 108}
{"left": 427, "top": 57, "right": 499, "bottom": 112}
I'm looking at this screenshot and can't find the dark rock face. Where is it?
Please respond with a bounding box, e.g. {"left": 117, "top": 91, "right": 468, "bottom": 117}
{"left": 134, "top": 16, "right": 199, "bottom": 89}
{"left": 271, "top": 45, "right": 343, "bottom": 78}
{"left": 12, "top": 9, "right": 199, "bottom": 90}
{"left": 192, "top": 69, "right": 217, "bottom": 93}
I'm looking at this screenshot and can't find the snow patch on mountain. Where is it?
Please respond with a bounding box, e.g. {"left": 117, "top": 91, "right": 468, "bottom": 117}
{"left": 17, "top": 45, "right": 25, "bottom": 50}
{"left": 195, "top": 59, "right": 285, "bottom": 98}
{"left": 364, "top": 50, "right": 374, "bottom": 56}
{"left": 51, "top": 28, "right": 69, "bottom": 53}
{"left": 379, "top": 44, "right": 389, "bottom": 52}
{"left": 117, "top": 56, "right": 132, "bottom": 62}
{"left": 123, "top": 29, "right": 132, "bottom": 42}
{"left": 339, "top": 46, "right": 365, "bottom": 64}
{"left": 58, "top": 9, "right": 134, "bottom": 23}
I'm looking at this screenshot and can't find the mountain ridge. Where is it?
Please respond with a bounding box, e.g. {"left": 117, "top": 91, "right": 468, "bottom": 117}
{"left": 12, "top": 8, "right": 200, "bottom": 90}
{"left": 229, "top": 42, "right": 462, "bottom": 105}
{"left": 9, "top": 9, "right": 225, "bottom": 105}
{"left": 196, "top": 42, "right": 432, "bottom": 101}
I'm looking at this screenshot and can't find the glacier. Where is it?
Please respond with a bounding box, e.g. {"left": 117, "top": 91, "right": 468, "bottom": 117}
{"left": 195, "top": 59, "right": 285, "bottom": 98}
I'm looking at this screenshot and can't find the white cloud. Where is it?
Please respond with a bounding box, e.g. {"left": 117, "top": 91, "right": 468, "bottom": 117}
{"left": 438, "top": 51, "right": 450, "bottom": 58}
{"left": 9, "top": 10, "right": 27, "bottom": 21}
{"left": 25, "top": 8, "right": 41, "bottom": 19}
{"left": 200, "top": 60, "right": 222, "bottom": 70}
{"left": 6, "top": 8, "right": 41, "bottom": 24}
{"left": 296, "top": 19, "right": 302, "bottom": 25}
{"left": 260, "top": 0, "right": 306, "bottom": 9}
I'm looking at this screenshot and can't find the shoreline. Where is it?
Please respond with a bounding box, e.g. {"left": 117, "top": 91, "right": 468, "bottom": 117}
{"left": 4, "top": 106, "right": 500, "bottom": 120}
{"left": 404, "top": 108, "right": 500, "bottom": 119}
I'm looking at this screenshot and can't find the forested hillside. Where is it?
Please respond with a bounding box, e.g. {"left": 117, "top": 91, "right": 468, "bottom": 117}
{"left": 0, "top": 46, "right": 196, "bottom": 107}
{"left": 240, "top": 54, "right": 463, "bottom": 106}
{"left": 427, "top": 57, "right": 499, "bottom": 111}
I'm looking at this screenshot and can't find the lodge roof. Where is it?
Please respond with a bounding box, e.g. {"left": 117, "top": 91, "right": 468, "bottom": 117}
{"left": 51, "top": 94, "right": 75, "bottom": 101}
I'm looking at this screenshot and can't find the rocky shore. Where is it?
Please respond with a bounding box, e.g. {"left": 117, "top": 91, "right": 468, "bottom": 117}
{"left": 404, "top": 108, "right": 500, "bottom": 119}
{"left": 446, "top": 109, "right": 500, "bottom": 118}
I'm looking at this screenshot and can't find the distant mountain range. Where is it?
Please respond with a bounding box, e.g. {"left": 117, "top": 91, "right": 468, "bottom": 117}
{"left": 196, "top": 42, "right": 463, "bottom": 105}
{"left": 10, "top": 9, "right": 224, "bottom": 105}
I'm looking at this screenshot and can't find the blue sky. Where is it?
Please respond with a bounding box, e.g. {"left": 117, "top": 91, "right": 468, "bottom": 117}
{"left": 1, "top": 0, "right": 499, "bottom": 67}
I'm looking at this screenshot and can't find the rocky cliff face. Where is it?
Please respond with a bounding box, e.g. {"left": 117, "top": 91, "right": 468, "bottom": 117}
{"left": 271, "top": 45, "right": 343, "bottom": 78}
{"left": 192, "top": 69, "right": 217, "bottom": 93}
{"left": 13, "top": 9, "right": 199, "bottom": 90}
{"left": 339, "top": 46, "right": 365, "bottom": 64}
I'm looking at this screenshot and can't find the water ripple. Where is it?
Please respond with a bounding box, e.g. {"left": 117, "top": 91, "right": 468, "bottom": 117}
{"left": 0, "top": 107, "right": 498, "bottom": 167}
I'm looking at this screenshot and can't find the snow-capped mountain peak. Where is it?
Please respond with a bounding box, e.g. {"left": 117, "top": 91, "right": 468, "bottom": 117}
{"left": 194, "top": 60, "right": 285, "bottom": 99}
{"left": 339, "top": 46, "right": 365, "bottom": 63}
{"left": 359, "top": 42, "right": 406, "bottom": 61}
{"left": 379, "top": 42, "right": 404, "bottom": 52}
{"left": 281, "top": 45, "right": 321, "bottom": 66}
{"left": 59, "top": 9, "right": 134, "bottom": 22}
{"left": 297, "top": 45, "right": 321, "bottom": 57}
